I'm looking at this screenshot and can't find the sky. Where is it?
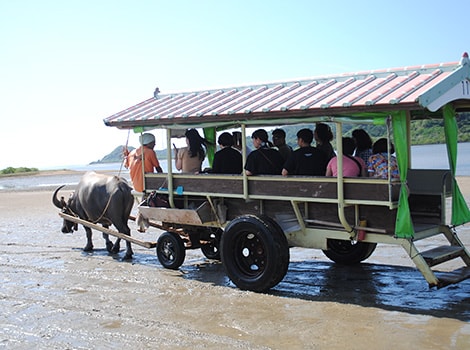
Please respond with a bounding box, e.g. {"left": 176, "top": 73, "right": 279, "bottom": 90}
{"left": 1, "top": 0, "right": 469, "bottom": 169}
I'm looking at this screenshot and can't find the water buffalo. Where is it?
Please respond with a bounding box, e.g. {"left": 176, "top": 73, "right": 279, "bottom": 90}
{"left": 52, "top": 171, "right": 135, "bottom": 259}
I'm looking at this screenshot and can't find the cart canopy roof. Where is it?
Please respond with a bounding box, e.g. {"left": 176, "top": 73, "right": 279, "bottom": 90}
{"left": 104, "top": 53, "right": 470, "bottom": 130}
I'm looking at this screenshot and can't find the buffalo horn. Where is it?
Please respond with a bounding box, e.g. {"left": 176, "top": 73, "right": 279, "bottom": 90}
{"left": 52, "top": 185, "right": 67, "bottom": 209}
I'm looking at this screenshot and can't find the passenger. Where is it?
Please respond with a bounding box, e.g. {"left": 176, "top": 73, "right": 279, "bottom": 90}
{"left": 352, "top": 129, "right": 373, "bottom": 164}
{"left": 245, "top": 129, "right": 284, "bottom": 175}
{"left": 282, "top": 128, "right": 328, "bottom": 176}
{"left": 326, "top": 137, "right": 366, "bottom": 177}
{"left": 211, "top": 132, "right": 243, "bottom": 174}
{"left": 272, "top": 128, "right": 292, "bottom": 162}
{"left": 124, "top": 133, "right": 163, "bottom": 193}
{"left": 175, "top": 129, "right": 211, "bottom": 173}
{"left": 232, "top": 131, "right": 251, "bottom": 155}
{"left": 314, "top": 123, "right": 336, "bottom": 161}
{"left": 368, "top": 138, "right": 400, "bottom": 179}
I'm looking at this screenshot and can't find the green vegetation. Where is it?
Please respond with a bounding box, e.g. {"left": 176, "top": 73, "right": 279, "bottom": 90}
{"left": 0, "top": 167, "right": 39, "bottom": 175}
{"left": 281, "top": 113, "right": 470, "bottom": 149}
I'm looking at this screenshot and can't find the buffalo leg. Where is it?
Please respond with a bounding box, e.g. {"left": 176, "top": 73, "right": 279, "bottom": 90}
{"left": 113, "top": 222, "right": 133, "bottom": 260}
{"left": 123, "top": 239, "right": 134, "bottom": 260}
{"left": 83, "top": 226, "right": 93, "bottom": 252}
{"left": 111, "top": 238, "right": 121, "bottom": 254}
{"left": 102, "top": 230, "right": 114, "bottom": 253}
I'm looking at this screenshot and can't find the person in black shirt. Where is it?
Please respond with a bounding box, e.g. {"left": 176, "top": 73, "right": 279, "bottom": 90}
{"left": 272, "top": 128, "right": 292, "bottom": 162}
{"left": 245, "top": 129, "right": 284, "bottom": 175}
{"left": 211, "top": 132, "right": 243, "bottom": 174}
{"left": 282, "top": 128, "right": 328, "bottom": 176}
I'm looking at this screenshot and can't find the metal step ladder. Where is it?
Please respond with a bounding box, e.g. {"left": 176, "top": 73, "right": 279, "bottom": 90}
{"left": 403, "top": 226, "right": 470, "bottom": 288}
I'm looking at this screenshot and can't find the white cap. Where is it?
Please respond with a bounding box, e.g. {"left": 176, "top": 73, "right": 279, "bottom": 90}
{"left": 140, "top": 133, "right": 155, "bottom": 145}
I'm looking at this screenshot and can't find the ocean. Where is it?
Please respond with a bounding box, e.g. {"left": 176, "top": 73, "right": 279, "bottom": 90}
{"left": 1, "top": 143, "right": 469, "bottom": 191}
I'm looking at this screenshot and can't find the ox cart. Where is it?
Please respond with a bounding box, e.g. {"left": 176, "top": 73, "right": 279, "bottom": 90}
{"left": 98, "top": 53, "right": 470, "bottom": 292}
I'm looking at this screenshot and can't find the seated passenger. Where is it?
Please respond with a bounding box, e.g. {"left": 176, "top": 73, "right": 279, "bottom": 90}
{"left": 282, "top": 128, "right": 328, "bottom": 176}
{"left": 232, "top": 131, "right": 251, "bottom": 155}
{"left": 211, "top": 132, "right": 243, "bottom": 174}
{"left": 352, "top": 128, "right": 373, "bottom": 164}
{"left": 314, "top": 122, "right": 336, "bottom": 161}
{"left": 272, "top": 128, "right": 292, "bottom": 162}
{"left": 368, "top": 138, "right": 400, "bottom": 179}
{"left": 175, "top": 129, "right": 211, "bottom": 173}
{"left": 326, "top": 137, "right": 366, "bottom": 177}
{"left": 245, "top": 129, "right": 284, "bottom": 175}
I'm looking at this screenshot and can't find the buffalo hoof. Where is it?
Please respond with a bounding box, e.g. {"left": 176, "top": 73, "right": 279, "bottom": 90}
{"left": 111, "top": 244, "right": 120, "bottom": 254}
{"left": 83, "top": 244, "right": 93, "bottom": 252}
{"left": 123, "top": 253, "right": 133, "bottom": 261}
{"left": 105, "top": 241, "right": 114, "bottom": 253}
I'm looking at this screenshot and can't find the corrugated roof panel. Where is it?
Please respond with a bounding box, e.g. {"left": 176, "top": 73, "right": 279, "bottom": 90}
{"left": 149, "top": 93, "right": 202, "bottom": 119}
{"left": 241, "top": 84, "right": 285, "bottom": 114}
{"left": 267, "top": 81, "right": 318, "bottom": 112}
{"left": 104, "top": 55, "right": 470, "bottom": 129}
{"left": 211, "top": 88, "right": 253, "bottom": 115}
{"left": 386, "top": 69, "right": 443, "bottom": 104}
{"left": 340, "top": 73, "right": 397, "bottom": 107}
{"left": 301, "top": 78, "right": 357, "bottom": 109}
{"left": 220, "top": 85, "right": 270, "bottom": 114}
{"left": 129, "top": 93, "right": 197, "bottom": 122}
{"left": 362, "top": 74, "right": 420, "bottom": 106}
{"left": 259, "top": 82, "right": 301, "bottom": 112}
{"left": 320, "top": 76, "right": 376, "bottom": 108}
{"left": 173, "top": 90, "right": 226, "bottom": 118}
{"left": 285, "top": 79, "right": 338, "bottom": 110}
{"left": 405, "top": 71, "right": 450, "bottom": 103}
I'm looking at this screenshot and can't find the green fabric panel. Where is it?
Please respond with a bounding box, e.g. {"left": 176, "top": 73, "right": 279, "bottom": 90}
{"left": 443, "top": 105, "right": 470, "bottom": 225}
{"left": 392, "top": 111, "right": 414, "bottom": 238}
{"left": 203, "top": 127, "right": 216, "bottom": 168}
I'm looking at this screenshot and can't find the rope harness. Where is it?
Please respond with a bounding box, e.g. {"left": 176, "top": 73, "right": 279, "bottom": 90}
{"left": 62, "top": 190, "right": 117, "bottom": 226}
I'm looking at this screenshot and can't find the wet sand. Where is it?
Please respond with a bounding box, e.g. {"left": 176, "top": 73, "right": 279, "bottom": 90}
{"left": 1, "top": 177, "right": 470, "bottom": 349}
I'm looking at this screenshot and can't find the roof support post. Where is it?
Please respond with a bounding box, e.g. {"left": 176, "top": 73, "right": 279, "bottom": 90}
{"left": 241, "top": 124, "right": 249, "bottom": 200}
{"left": 334, "top": 122, "right": 353, "bottom": 235}
{"left": 166, "top": 129, "right": 175, "bottom": 208}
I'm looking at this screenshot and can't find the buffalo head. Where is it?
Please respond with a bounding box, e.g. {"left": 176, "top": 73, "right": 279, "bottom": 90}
{"left": 52, "top": 185, "right": 78, "bottom": 233}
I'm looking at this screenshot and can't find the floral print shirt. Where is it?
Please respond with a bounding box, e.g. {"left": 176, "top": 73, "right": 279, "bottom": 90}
{"left": 367, "top": 153, "right": 399, "bottom": 179}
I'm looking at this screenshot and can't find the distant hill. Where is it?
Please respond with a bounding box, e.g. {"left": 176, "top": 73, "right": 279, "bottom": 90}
{"left": 90, "top": 146, "right": 169, "bottom": 164}
{"left": 91, "top": 113, "right": 469, "bottom": 164}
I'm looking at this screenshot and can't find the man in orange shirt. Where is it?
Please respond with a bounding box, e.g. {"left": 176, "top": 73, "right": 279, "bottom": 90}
{"left": 124, "top": 133, "right": 162, "bottom": 193}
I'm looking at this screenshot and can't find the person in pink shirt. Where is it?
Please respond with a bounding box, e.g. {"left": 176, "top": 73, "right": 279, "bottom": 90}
{"left": 326, "top": 137, "right": 367, "bottom": 177}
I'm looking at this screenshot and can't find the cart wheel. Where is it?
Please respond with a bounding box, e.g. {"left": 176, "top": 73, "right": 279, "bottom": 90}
{"left": 221, "top": 215, "right": 289, "bottom": 292}
{"left": 156, "top": 231, "right": 186, "bottom": 269}
{"left": 322, "top": 239, "right": 376, "bottom": 265}
{"left": 200, "top": 228, "right": 222, "bottom": 260}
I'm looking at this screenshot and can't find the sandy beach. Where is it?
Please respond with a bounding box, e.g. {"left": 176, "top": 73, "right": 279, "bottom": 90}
{"left": 1, "top": 175, "right": 470, "bottom": 349}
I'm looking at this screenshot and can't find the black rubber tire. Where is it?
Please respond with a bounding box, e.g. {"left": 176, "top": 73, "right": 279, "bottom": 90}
{"left": 322, "top": 239, "right": 377, "bottom": 265}
{"left": 156, "top": 231, "right": 186, "bottom": 269}
{"left": 200, "top": 228, "right": 222, "bottom": 260}
{"left": 221, "top": 215, "right": 290, "bottom": 292}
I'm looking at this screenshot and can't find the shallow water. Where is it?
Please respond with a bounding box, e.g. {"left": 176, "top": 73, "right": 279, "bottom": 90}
{"left": 1, "top": 190, "right": 470, "bottom": 348}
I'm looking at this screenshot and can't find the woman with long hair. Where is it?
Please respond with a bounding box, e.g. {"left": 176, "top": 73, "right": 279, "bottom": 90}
{"left": 314, "top": 123, "right": 335, "bottom": 161}
{"left": 175, "top": 129, "right": 211, "bottom": 173}
{"left": 352, "top": 128, "right": 373, "bottom": 164}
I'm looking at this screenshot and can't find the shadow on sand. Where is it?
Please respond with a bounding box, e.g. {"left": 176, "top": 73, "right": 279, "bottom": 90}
{"left": 180, "top": 259, "right": 470, "bottom": 322}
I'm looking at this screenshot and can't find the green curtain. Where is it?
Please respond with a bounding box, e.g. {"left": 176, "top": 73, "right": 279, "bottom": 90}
{"left": 443, "top": 104, "right": 470, "bottom": 225}
{"left": 392, "top": 111, "right": 414, "bottom": 238}
{"left": 203, "top": 127, "right": 216, "bottom": 168}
